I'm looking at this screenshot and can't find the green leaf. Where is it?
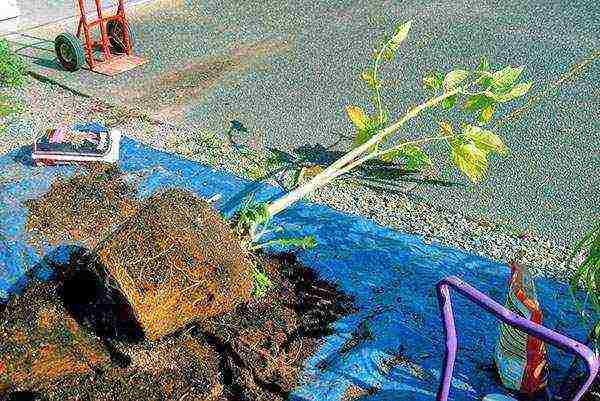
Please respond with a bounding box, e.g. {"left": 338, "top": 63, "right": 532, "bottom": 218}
{"left": 451, "top": 142, "right": 488, "bottom": 183}
{"left": 479, "top": 104, "right": 495, "bottom": 125}
{"left": 485, "top": 81, "right": 533, "bottom": 102}
{"left": 463, "top": 94, "right": 494, "bottom": 112}
{"left": 389, "top": 20, "right": 412, "bottom": 52}
{"left": 475, "top": 71, "right": 494, "bottom": 89}
{"left": 462, "top": 125, "right": 508, "bottom": 156}
{"left": 443, "top": 69, "right": 469, "bottom": 92}
{"left": 441, "top": 94, "right": 457, "bottom": 110}
{"left": 382, "top": 48, "right": 395, "bottom": 61}
{"left": 491, "top": 65, "right": 524, "bottom": 92}
{"left": 506, "top": 81, "right": 533, "bottom": 100}
{"left": 380, "top": 144, "right": 432, "bottom": 170}
{"left": 423, "top": 71, "right": 444, "bottom": 92}
{"left": 361, "top": 68, "right": 381, "bottom": 90}
{"left": 0, "top": 39, "right": 26, "bottom": 88}
{"left": 235, "top": 195, "right": 271, "bottom": 235}
{"left": 253, "top": 235, "right": 318, "bottom": 251}
{"left": 478, "top": 57, "right": 490, "bottom": 72}
{"left": 252, "top": 267, "right": 272, "bottom": 298}
{"left": 354, "top": 128, "right": 375, "bottom": 147}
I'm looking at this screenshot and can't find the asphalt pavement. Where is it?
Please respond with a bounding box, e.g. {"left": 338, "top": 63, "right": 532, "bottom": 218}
{"left": 4, "top": 0, "right": 600, "bottom": 245}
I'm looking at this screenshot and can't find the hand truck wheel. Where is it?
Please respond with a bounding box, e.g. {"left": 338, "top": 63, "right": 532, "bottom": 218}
{"left": 54, "top": 32, "right": 85, "bottom": 72}
{"left": 106, "top": 19, "right": 133, "bottom": 54}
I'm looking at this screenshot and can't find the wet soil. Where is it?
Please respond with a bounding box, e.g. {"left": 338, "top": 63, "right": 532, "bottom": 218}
{"left": 6, "top": 163, "right": 356, "bottom": 400}
{"left": 0, "top": 251, "right": 355, "bottom": 401}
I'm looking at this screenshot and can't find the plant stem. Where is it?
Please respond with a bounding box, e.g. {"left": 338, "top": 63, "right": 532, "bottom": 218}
{"left": 265, "top": 88, "right": 460, "bottom": 217}
{"left": 372, "top": 40, "right": 389, "bottom": 124}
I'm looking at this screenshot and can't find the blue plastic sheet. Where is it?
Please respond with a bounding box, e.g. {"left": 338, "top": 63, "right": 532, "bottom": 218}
{"left": 0, "top": 137, "right": 587, "bottom": 400}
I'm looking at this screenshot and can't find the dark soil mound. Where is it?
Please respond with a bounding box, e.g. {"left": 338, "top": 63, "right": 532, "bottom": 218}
{"left": 24, "top": 163, "right": 139, "bottom": 251}
{"left": 0, "top": 252, "right": 355, "bottom": 401}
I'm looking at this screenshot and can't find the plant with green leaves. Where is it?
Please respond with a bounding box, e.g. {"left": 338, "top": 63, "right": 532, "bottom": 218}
{"left": 234, "top": 194, "right": 316, "bottom": 249}
{"left": 0, "top": 95, "right": 21, "bottom": 121}
{"left": 0, "top": 39, "right": 26, "bottom": 128}
{"left": 240, "top": 20, "right": 531, "bottom": 232}
{"left": 0, "top": 39, "right": 26, "bottom": 87}
{"left": 569, "top": 220, "right": 600, "bottom": 351}
{"left": 252, "top": 266, "right": 272, "bottom": 298}
{"left": 234, "top": 194, "right": 316, "bottom": 298}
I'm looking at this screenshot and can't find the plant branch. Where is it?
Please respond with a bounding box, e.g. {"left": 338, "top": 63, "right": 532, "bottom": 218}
{"left": 372, "top": 38, "right": 392, "bottom": 124}
{"left": 265, "top": 88, "right": 460, "bottom": 217}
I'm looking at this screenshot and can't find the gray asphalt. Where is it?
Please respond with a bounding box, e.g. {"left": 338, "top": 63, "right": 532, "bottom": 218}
{"left": 7, "top": 0, "right": 600, "bottom": 245}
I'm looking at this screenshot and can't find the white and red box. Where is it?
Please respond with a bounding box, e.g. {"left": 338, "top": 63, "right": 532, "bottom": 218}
{"left": 32, "top": 122, "right": 121, "bottom": 165}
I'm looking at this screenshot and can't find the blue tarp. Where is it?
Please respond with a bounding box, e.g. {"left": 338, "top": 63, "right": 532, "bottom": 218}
{"left": 0, "top": 136, "right": 588, "bottom": 400}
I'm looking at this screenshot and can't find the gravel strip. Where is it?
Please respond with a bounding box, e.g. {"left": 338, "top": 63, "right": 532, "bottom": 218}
{"left": 1, "top": 77, "right": 582, "bottom": 284}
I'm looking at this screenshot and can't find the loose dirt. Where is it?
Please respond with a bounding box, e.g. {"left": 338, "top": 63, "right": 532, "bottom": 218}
{"left": 0, "top": 251, "right": 355, "bottom": 401}
{"left": 6, "top": 164, "right": 356, "bottom": 400}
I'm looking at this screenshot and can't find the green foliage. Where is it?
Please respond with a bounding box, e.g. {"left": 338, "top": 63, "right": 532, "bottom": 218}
{"left": 251, "top": 235, "right": 317, "bottom": 251}
{"left": 477, "top": 56, "right": 490, "bottom": 72}
{"left": 441, "top": 94, "right": 457, "bottom": 110}
{"left": 444, "top": 123, "right": 508, "bottom": 182}
{"left": 235, "top": 194, "right": 318, "bottom": 252}
{"left": 569, "top": 220, "right": 600, "bottom": 350}
{"left": 0, "top": 39, "right": 26, "bottom": 129}
{"left": 361, "top": 68, "right": 381, "bottom": 90}
{"left": 373, "top": 21, "right": 411, "bottom": 63}
{"left": 491, "top": 66, "right": 524, "bottom": 92}
{"left": 262, "top": 20, "right": 540, "bottom": 221}
{"left": 345, "top": 21, "right": 532, "bottom": 184}
{"left": 462, "top": 125, "right": 508, "bottom": 156}
{"left": 380, "top": 143, "right": 432, "bottom": 170}
{"left": 450, "top": 141, "right": 487, "bottom": 183}
{"left": 234, "top": 194, "right": 270, "bottom": 236}
{"left": 486, "top": 82, "right": 533, "bottom": 103}
{"left": 0, "top": 39, "right": 26, "bottom": 87}
{"left": 463, "top": 93, "right": 494, "bottom": 112}
{"left": 442, "top": 69, "right": 469, "bottom": 92}
{"left": 348, "top": 106, "right": 387, "bottom": 147}
{"left": 423, "top": 71, "right": 444, "bottom": 93}
{"left": 252, "top": 266, "right": 272, "bottom": 298}
{"left": 0, "top": 96, "right": 22, "bottom": 120}
{"left": 389, "top": 20, "right": 412, "bottom": 51}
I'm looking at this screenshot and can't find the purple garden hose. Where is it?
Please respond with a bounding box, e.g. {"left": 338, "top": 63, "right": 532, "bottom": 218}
{"left": 436, "top": 276, "right": 599, "bottom": 401}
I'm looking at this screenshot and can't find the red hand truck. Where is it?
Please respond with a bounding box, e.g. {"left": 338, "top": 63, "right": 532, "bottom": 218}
{"left": 54, "top": 0, "right": 146, "bottom": 75}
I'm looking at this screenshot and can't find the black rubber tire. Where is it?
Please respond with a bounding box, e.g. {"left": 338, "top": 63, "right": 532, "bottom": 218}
{"left": 54, "top": 32, "right": 85, "bottom": 72}
{"left": 106, "top": 20, "right": 133, "bottom": 54}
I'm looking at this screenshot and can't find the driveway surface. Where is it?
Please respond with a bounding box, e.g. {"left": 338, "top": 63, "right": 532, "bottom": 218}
{"left": 5, "top": 0, "right": 600, "bottom": 245}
